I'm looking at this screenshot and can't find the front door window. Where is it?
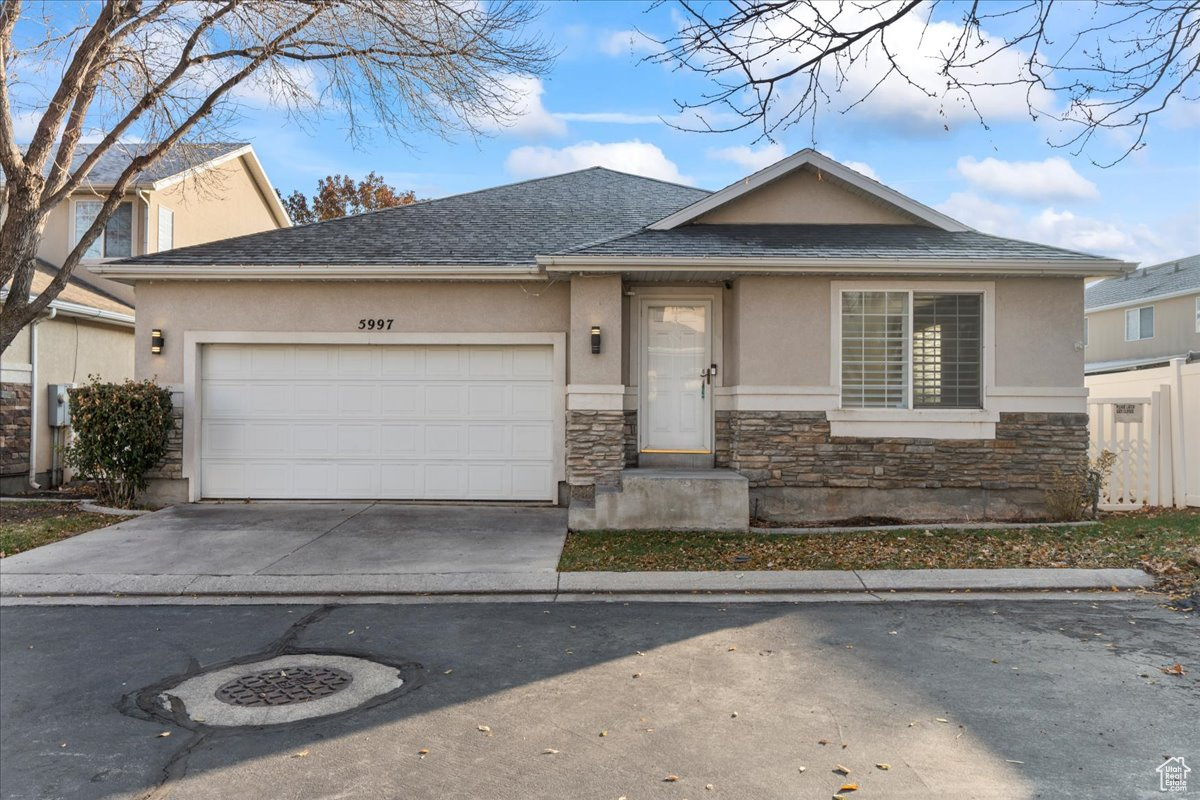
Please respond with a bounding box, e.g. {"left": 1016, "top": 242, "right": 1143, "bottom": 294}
{"left": 641, "top": 302, "right": 711, "bottom": 452}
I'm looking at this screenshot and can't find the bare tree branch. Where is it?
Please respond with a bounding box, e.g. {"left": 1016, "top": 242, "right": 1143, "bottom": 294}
{"left": 0, "top": 0, "right": 553, "bottom": 353}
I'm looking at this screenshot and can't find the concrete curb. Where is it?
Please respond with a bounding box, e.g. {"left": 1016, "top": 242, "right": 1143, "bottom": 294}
{"left": 78, "top": 502, "right": 149, "bottom": 517}
{"left": 0, "top": 567, "right": 1155, "bottom": 600}
{"left": 749, "top": 520, "right": 1102, "bottom": 535}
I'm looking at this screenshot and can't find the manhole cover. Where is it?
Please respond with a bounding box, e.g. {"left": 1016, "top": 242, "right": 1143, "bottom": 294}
{"left": 159, "top": 654, "right": 407, "bottom": 727}
{"left": 215, "top": 665, "right": 353, "bottom": 707}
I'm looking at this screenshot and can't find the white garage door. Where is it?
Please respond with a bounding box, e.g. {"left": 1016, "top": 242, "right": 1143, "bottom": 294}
{"left": 199, "top": 344, "right": 557, "bottom": 500}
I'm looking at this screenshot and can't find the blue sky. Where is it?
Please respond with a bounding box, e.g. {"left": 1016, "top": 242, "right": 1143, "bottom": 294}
{"left": 17, "top": 1, "right": 1200, "bottom": 266}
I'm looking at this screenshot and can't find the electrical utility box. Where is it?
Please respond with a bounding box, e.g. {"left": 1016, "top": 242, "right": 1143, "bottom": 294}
{"left": 47, "top": 384, "right": 74, "bottom": 428}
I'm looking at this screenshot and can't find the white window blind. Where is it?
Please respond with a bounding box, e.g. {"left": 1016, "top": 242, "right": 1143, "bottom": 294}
{"left": 840, "top": 290, "right": 983, "bottom": 410}
{"left": 74, "top": 200, "right": 132, "bottom": 258}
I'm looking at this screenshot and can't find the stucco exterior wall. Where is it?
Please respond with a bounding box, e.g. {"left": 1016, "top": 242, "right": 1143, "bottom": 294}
{"left": 994, "top": 277, "right": 1084, "bottom": 387}
{"left": 696, "top": 169, "right": 920, "bottom": 226}
{"left": 135, "top": 280, "right": 571, "bottom": 383}
{"left": 568, "top": 275, "right": 622, "bottom": 385}
{"left": 1085, "top": 292, "right": 1200, "bottom": 365}
{"left": 728, "top": 275, "right": 831, "bottom": 385}
{"left": 150, "top": 156, "right": 284, "bottom": 252}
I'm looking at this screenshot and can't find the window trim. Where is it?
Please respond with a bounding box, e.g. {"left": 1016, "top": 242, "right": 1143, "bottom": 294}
{"left": 70, "top": 197, "right": 136, "bottom": 261}
{"left": 1124, "top": 304, "right": 1155, "bottom": 341}
{"left": 157, "top": 205, "right": 174, "bottom": 252}
{"left": 1083, "top": 316, "right": 1089, "bottom": 348}
{"left": 830, "top": 280, "right": 996, "bottom": 425}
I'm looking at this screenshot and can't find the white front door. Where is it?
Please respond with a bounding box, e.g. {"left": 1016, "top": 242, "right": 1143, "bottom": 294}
{"left": 640, "top": 301, "right": 713, "bottom": 453}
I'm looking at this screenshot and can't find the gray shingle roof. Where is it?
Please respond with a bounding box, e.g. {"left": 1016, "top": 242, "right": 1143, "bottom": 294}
{"left": 1085, "top": 254, "right": 1200, "bottom": 309}
{"left": 558, "top": 224, "right": 1110, "bottom": 262}
{"left": 46, "top": 142, "right": 249, "bottom": 186}
{"left": 119, "top": 168, "right": 711, "bottom": 267}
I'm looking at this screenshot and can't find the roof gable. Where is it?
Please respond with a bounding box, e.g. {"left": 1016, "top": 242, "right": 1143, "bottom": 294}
{"left": 650, "top": 149, "right": 970, "bottom": 232}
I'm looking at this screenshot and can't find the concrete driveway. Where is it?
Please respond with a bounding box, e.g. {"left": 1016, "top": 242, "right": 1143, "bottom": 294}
{"left": 0, "top": 503, "right": 567, "bottom": 596}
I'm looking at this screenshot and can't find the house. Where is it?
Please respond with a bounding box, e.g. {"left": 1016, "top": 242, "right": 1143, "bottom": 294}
{"left": 1084, "top": 254, "right": 1200, "bottom": 375}
{"left": 94, "top": 149, "right": 1131, "bottom": 526}
{"left": 0, "top": 142, "right": 289, "bottom": 494}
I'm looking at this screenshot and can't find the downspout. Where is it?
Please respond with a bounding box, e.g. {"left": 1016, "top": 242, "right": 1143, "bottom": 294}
{"left": 138, "top": 190, "right": 151, "bottom": 254}
{"left": 28, "top": 307, "right": 57, "bottom": 489}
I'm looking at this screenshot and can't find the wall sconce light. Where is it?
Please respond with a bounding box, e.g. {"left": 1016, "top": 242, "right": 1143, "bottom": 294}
{"left": 590, "top": 325, "right": 601, "bottom": 355}
{"left": 151, "top": 329, "right": 165, "bottom": 355}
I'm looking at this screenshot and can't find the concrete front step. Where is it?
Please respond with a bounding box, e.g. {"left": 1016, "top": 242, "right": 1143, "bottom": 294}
{"left": 569, "top": 468, "right": 749, "bottom": 531}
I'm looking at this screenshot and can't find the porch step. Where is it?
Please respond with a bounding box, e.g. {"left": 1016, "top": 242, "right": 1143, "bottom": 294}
{"left": 569, "top": 469, "right": 749, "bottom": 532}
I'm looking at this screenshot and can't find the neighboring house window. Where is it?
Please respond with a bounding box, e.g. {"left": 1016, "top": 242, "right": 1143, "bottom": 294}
{"left": 158, "top": 206, "right": 174, "bottom": 251}
{"left": 1083, "top": 317, "right": 1089, "bottom": 348}
{"left": 840, "top": 290, "right": 982, "bottom": 409}
{"left": 1124, "top": 305, "right": 1154, "bottom": 341}
{"left": 74, "top": 200, "right": 132, "bottom": 258}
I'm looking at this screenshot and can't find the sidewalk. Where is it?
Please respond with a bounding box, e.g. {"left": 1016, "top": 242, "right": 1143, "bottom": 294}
{"left": 0, "top": 566, "right": 1155, "bottom": 604}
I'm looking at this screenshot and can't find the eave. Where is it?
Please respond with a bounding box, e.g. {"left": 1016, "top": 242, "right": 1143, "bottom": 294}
{"left": 537, "top": 255, "right": 1135, "bottom": 279}
{"left": 89, "top": 263, "right": 547, "bottom": 283}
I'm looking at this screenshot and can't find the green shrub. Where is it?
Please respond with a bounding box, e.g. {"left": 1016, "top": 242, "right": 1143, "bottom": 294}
{"left": 1045, "top": 450, "right": 1118, "bottom": 521}
{"left": 63, "top": 378, "right": 174, "bottom": 509}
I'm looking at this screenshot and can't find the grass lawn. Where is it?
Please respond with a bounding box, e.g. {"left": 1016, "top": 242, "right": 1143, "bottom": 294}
{"left": 0, "top": 502, "right": 132, "bottom": 558}
{"left": 560, "top": 509, "right": 1200, "bottom": 596}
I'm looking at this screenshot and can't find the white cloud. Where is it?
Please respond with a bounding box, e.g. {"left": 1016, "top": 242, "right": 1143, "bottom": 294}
{"left": 817, "top": 149, "right": 879, "bottom": 181}
{"left": 708, "top": 143, "right": 788, "bottom": 172}
{"left": 555, "top": 112, "right": 663, "bottom": 125}
{"left": 956, "top": 156, "right": 1099, "bottom": 201}
{"left": 600, "top": 29, "right": 658, "bottom": 57}
{"left": 505, "top": 140, "right": 692, "bottom": 184}
{"left": 936, "top": 191, "right": 1195, "bottom": 266}
{"left": 477, "top": 75, "right": 566, "bottom": 137}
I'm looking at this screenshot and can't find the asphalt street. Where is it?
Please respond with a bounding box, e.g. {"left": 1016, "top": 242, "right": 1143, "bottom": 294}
{"left": 1, "top": 599, "right": 1196, "bottom": 799}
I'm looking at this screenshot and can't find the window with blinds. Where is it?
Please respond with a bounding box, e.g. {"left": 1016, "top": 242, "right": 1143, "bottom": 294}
{"left": 912, "top": 293, "right": 981, "bottom": 408}
{"left": 840, "top": 289, "right": 983, "bottom": 410}
{"left": 840, "top": 291, "right": 908, "bottom": 408}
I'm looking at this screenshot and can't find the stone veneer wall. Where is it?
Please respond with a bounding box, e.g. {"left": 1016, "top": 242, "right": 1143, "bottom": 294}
{"left": 715, "top": 410, "right": 1089, "bottom": 522}
{"left": 566, "top": 410, "right": 627, "bottom": 488}
{"left": 0, "top": 382, "right": 32, "bottom": 477}
{"left": 141, "top": 389, "right": 186, "bottom": 507}
{"left": 623, "top": 410, "right": 638, "bottom": 468}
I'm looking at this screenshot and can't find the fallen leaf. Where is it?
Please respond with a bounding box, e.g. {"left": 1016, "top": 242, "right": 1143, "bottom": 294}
{"left": 599, "top": 730, "right": 608, "bottom": 737}
{"left": 418, "top": 748, "right": 429, "bottom": 757}
{"left": 347, "top": 630, "right": 354, "bottom": 635}
{"left": 1161, "top": 663, "right": 1187, "bottom": 676}
{"left": 818, "top": 739, "right": 830, "bottom": 745}
{"left": 840, "top": 784, "right": 859, "bottom": 792}
{"left": 706, "top": 784, "right": 714, "bottom": 790}
{"left": 731, "top": 712, "right": 738, "bottom": 718}
{"left": 664, "top": 775, "right": 680, "bottom": 782}
{"left": 1006, "top": 759, "right": 1024, "bottom": 764}
{"left": 542, "top": 748, "right": 559, "bottom": 755}
{"left": 935, "top": 718, "right": 949, "bottom": 723}
{"left": 632, "top": 672, "right": 641, "bottom": 678}
{"left": 157, "top": 732, "right": 171, "bottom": 738}
{"left": 834, "top": 764, "right": 851, "bottom": 775}
{"left": 444, "top": 669, "right": 453, "bottom": 675}
{"left": 478, "top": 725, "right": 492, "bottom": 735}
{"left": 291, "top": 749, "right": 310, "bottom": 758}
{"left": 728, "top": 646, "right": 736, "bottom": 651}
{"left": 876, "top": 763, "right": 890, "bottom": 770}
{"left": 798, "top": 766, "right": 806, "bottom": 773}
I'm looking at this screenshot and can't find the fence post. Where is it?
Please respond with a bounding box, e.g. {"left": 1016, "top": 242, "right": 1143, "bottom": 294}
{"left": 1169, "top": 357, "right": 1187, "bottom": 509}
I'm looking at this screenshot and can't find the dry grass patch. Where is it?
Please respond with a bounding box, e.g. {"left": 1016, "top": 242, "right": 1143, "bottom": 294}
{"left": 560, "top": 509, "right": 1200, "bottom": 597}
{"left": 0, "top": 502, "right": 131, "bottom": 558}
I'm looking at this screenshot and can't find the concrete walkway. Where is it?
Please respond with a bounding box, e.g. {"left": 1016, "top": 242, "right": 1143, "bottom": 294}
{"left": 0, "top": 503, "right": 1156, "bottom": 601}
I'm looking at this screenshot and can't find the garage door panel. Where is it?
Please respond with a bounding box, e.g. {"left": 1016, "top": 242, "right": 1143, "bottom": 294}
{"left": 468, "top": 384, "right": 509, "bottom": 416}
{"left": 424, "top": 385, "right": 465, "bottom": 416}
{"left": 337, "top": 424, "right": 380, "bottom": 457}
{"left": 200, "top": 344, "right": 557, "bottom": 500}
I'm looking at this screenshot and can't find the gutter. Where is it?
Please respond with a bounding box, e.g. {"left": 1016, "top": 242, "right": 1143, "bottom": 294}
{"left": 90, "top": 264, "right": 547, "bottom": 283}
{"left": 0, "top": 291, "right": 135, "bottom": 328}
{"left": 1085, "top": 286, "right": 1200, "bottom": 313}
{"left": 536, "top": 255, "right": 1135, "bottom": 278}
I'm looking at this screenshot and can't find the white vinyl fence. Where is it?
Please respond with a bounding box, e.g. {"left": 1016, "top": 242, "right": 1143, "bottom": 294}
{"left": 1085, "top": 358, "right": 1200, "bottom": 510}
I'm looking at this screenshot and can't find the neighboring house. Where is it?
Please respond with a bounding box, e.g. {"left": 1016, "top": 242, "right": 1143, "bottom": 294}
{"left": 1, "top": 142, "right": 289, "bottom": 493}
{"left": 1083, "top": 254, "right": 1200, "bottom": 375}
{"left": 96, "top": 149, "right": 1130, "bottom": 526}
